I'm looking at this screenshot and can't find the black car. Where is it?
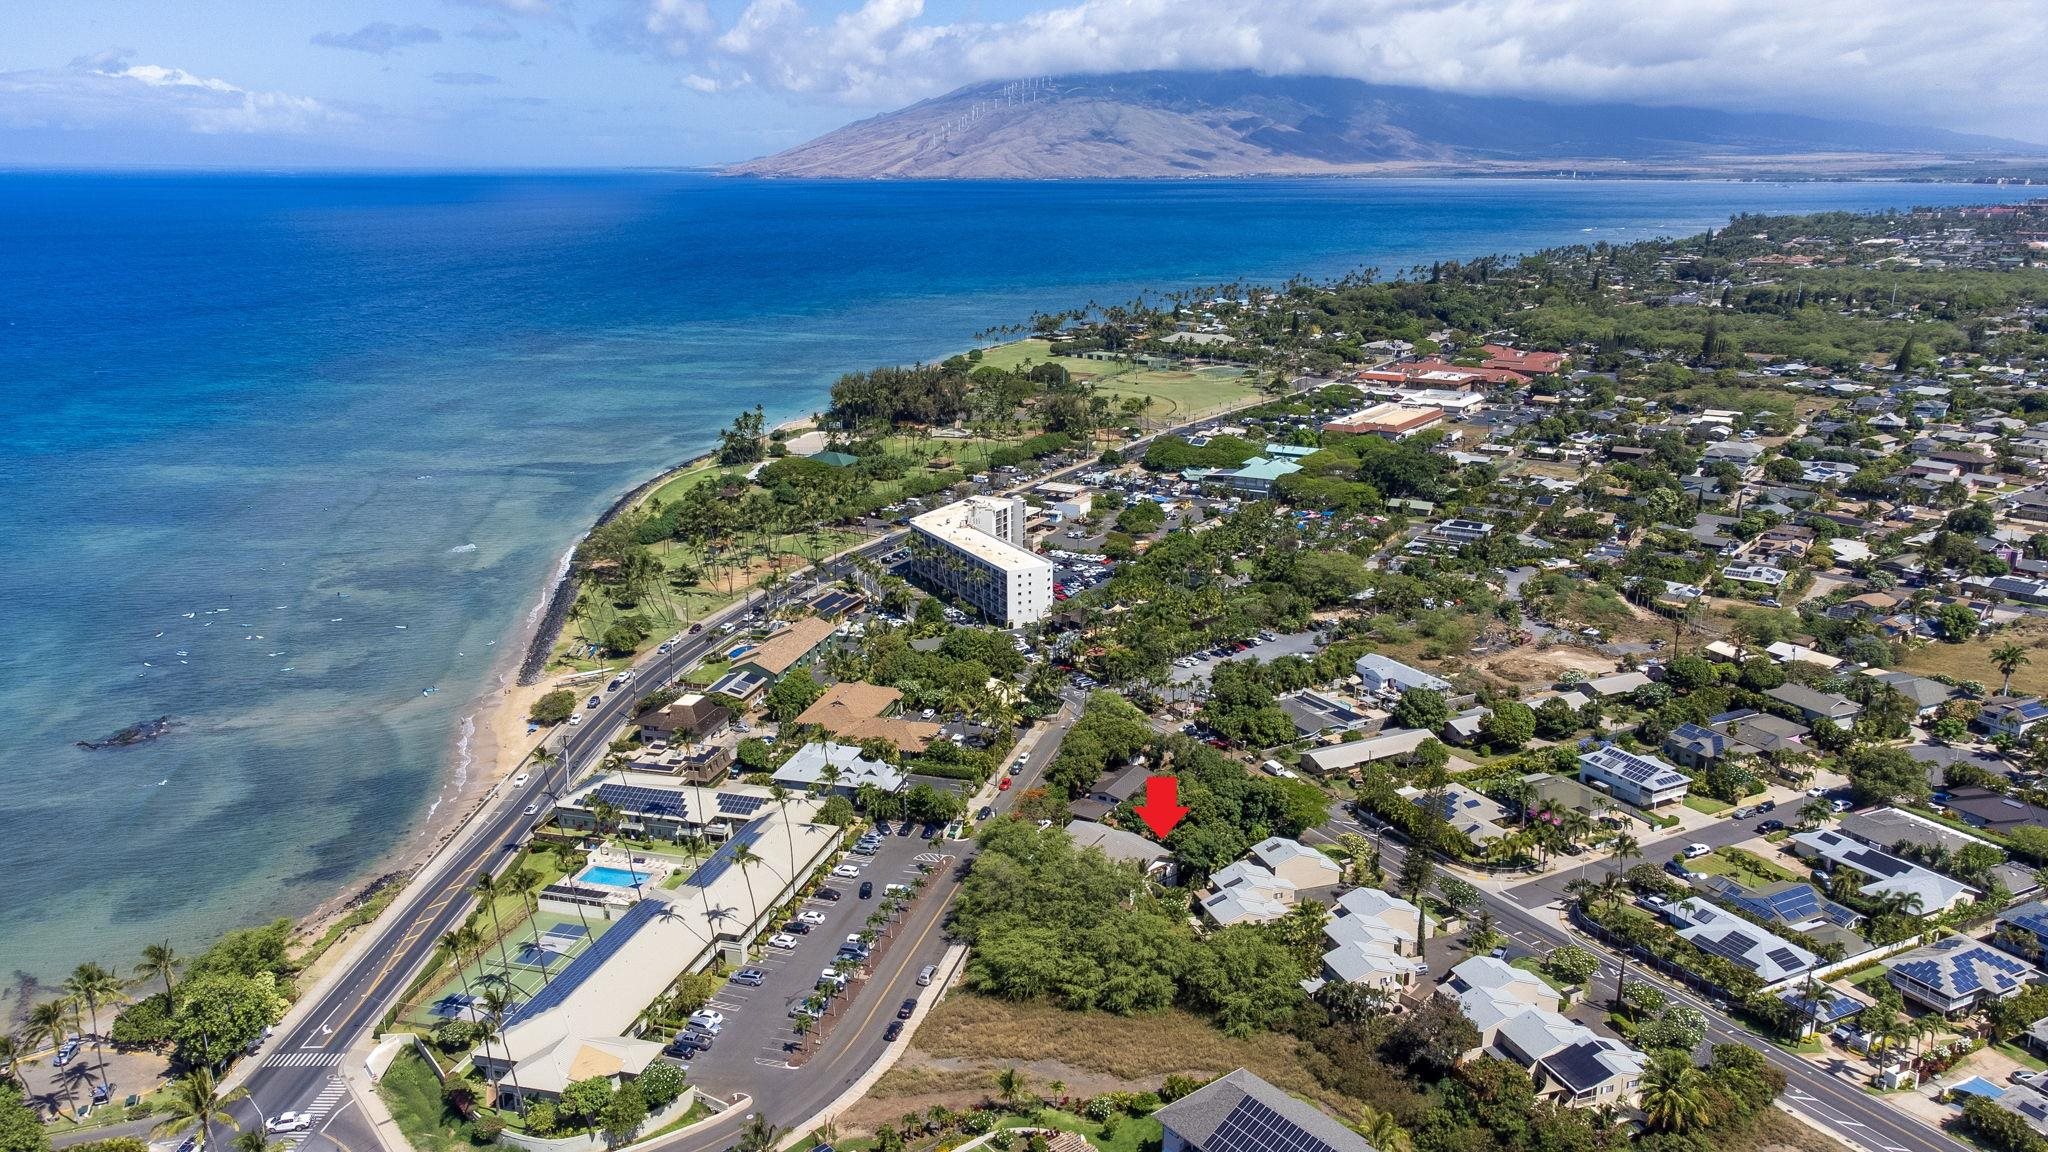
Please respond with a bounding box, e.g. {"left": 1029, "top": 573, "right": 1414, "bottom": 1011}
{"left": 883, "top": 1020, "right": 903, "bottom": 1041}
{"left": 664, "top": 1037, "right": 704, "bottom": 1058}
{"left": 897, "top": 821, "right": 913, "bottom": 837}
{"left": 784, "top": 920, "right": 813, "bottom": 935}
{"left": 859, "top": 881, "right": 873, "bottom": 899}
{"left": 1758, "top": 799, "right": 1777, "bottom": 812}
{"left": 976, "top": 806, "right": 994, "bottom": 821}
{"left": 817, "top": 886, "right": 843, "bottom": 902}
{"left": 1757, "top": 818, "right": 1786, "bottom": 833}
{"left": 897, "top": 997, "right": 918, "bottom": 1020}
{"left": 921, "top": 823, "right": 938, "bottom": 840}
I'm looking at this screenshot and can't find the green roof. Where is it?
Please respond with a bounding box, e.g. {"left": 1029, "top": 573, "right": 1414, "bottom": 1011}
{"left": 810, "top": 451, "right": 860, "bottom": 467}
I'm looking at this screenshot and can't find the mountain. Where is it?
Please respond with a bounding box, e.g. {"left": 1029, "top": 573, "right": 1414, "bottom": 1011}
{"left": 726, "top": 71, "right": 2043, "bottom": 179}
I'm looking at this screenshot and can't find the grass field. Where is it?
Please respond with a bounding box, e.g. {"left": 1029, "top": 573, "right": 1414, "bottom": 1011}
{"left": 1901, "top": 622, "right": 2048, "bottom": 696}
{"left": 1688, "top": 847, "right": 1801, "bottom": 887}
{"left": 976, "top": 339, "right": 1261, "bottom": 420}
{"left": 378, "top": 1049, "right": 474, "bottom": 1152}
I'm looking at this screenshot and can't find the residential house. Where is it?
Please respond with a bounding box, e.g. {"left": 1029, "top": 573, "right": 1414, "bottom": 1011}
{"left": 1065, "top": 820, "right": 1176, "bottom": 883}
{"left": 1885, "top": 936, "right": 2039, "bottom": 1014}
{"left": 1977, "top": 697, "right": 2048, "bottom": 739}
{"left": 1942, "top": 785, "right": 2048, "bottom": 835}
{"left": 1405, "top": 782, "right": 1511, "bottom": 844}
{"left": 1326, "top": 886, "right": 1433, "bottom": 957}
{"left": 1201, "top": 861, "right": 1298, "bottom": 926}
{"left": 1155, "top": 1068, "right": 1379, "bottom": 1152}
{"left": 1790, "top": 829, "right": 1977, "bottom": 912}
{"left": 1248, "top": 836, "right": 1343, "bottom": 890}
{"left": 1355, "top": 653, "right": 1453, "bottom": 695}
{"left": 635, "top": 692, "right": 733, "bottom": 746}
{"left": 791, "top": 682, "right": 941, "bottom": 753}
{"left": 1662, "top": 897, "right": 1818, "bottom": 984}
{"left": 1297, "top": 728, "right": 1433, "bottom": 776}
{"left": 771, "top": 741, "right": 905, "bottom": 796}
{"left": 1577, "top": 745, "right": 1691, "bottom": 809}
{"left": 1765, "top": 683, "right": 1864, "bottom": 729}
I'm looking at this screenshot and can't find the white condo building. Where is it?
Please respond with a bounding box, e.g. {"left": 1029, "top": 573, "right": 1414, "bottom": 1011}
{"left": 909, "top": 496, "right": 1055, "bottom": 627}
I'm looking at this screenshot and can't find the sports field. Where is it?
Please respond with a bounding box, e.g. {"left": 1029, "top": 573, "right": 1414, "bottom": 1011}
{"left": 974, "top": 339, "right": 1261, "bottom": 419}
{"left": 404, "top": 911, "right": 612, "bottom": 1028}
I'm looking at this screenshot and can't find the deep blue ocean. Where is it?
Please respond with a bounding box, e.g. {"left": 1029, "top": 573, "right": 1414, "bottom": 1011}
{"left": 0, "top": 173, "right": 2024, "bottom": 986}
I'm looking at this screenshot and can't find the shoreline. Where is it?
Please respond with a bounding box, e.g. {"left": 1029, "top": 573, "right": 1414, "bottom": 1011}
{"left": 292, "top": 414, "right": 822, "bottom": 959}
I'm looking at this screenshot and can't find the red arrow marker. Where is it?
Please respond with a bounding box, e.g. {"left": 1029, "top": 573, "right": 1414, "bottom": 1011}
{"left": 1134, "top": 775, "right": 1190, "bottom": 838}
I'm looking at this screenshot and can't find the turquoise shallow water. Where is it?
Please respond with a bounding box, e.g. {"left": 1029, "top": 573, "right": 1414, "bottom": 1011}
{"left": 0, "top": 172, "right": 2020, "bottom": 986}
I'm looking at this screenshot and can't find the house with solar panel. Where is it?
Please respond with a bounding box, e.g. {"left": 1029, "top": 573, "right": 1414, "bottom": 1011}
{"left": 1884, "top": 936, "right": 2039, "bottom": 1015}
{"left": 1400, "top": 782, "right": 1510, "bottom": 844}
{"left": 1661, "top": 897, "right": 1819, "bottom": 985}
{"left": 1691, "top": 875, "right": 1865, "bottom": 956}
{"left": 1790, "top": 829, "right": 1977, "bottom": 913}
{"left": 1977, "top": 696, "right": 2048, "bottom": 739}
{"left": 1576, "top": 745, "right": 1690, "bottom": 810}
{"left": 1995, "top": 901, "right": 2048, "bottom": 961}
{"left": 551, "top": 775, "right": 785, "bottom": 845}
{"left": 1154, "top": 1067, "right": 1379, "bottom": 1152}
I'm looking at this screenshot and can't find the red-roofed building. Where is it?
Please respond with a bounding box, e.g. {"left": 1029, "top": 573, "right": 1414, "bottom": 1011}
{"left": 1358, "top": 359, "right": 1527, "bottom": 389}
{"left": 1481, "top": 345, "right": 1566, "bottom": 375}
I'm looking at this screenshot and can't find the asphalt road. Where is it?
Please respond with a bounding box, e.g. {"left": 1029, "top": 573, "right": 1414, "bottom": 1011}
{"left": 1309, "top": 811, "right": 1968, "bottom": 1152}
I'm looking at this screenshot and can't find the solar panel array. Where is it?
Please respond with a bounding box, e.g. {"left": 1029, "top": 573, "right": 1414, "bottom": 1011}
{"left": 683, "top": 818, "right": 770, "bottom": 888}
{"left": 1209, "top": 1096, "right": 1343, "bottom": 1152}
{"left": 592, "top": 783, "right": 688, "bottom": 819}
{"left": 505, "top": 899, "right": 660, "bottom": 1026}
{"left": 1765, "top": 946, "right": 1806, "bottom": 972}
{"left": 717, "top": 793, "right": 768, "bottom": 816}
{"left": 811, "top": 590, "right": 861, "bottom": 616}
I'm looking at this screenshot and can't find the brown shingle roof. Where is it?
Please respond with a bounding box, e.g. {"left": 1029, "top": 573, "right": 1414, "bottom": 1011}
{"left": 737, "top": 616, "right": 836, "bottom": 676}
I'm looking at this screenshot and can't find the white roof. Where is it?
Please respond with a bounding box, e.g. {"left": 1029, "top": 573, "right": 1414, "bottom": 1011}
{"left": 773, "top": 742, "right": 904, "bottom": 792}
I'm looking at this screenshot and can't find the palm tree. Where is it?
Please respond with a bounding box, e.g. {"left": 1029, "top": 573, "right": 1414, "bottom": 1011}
{"left": 472, "top": 870, "right": 515, "bottom": 978}
{"left": 505, "top": 867, "right": 553, "bottom": 988}
{"left": 1638, "top": 1054, "right": 1708, "bottom": 1133}
{"left": 440, "top": 927, "right": 483, "bottom": 1013}
{"left": 995, "top": 1066, "right": 1028, "bottom": 1107}
{"left": 1608, "top": 831, "right": 1641, "bottom": 871}
{"left": 64, "top": 963, "right": 122, "bottom": 1095}
{"left": 1360, "top": 1106, "right": 1413, "bottom": 1152}
{"left": 136, "top": 942, "right": 181, "bottom": 1000}
{"left": 770, "top": 783, "right": 798, "bottom": 876}
{"left": 1994, "top": 642, "right": 2031, "bottom": 696}
{"left": 24, "top": 999, "right": 70, "bottom": 1063}
{"left": 735, "top": 1113, "right": 780, "bottom": 1152}
{"left": 474, "top": 982, "right": 526, "bottom": 1109}
{"left": 731, "top": 843, "right": 766, "bottom": 934}
{"left": 233, "top": 1130, "right": 277, "bottom": 1152}
{"left": 154, "top": 1068, "right": 247, "bottom": 1152}
{"left": 0, "top": 1033, "right": 21, "bottom": 1088}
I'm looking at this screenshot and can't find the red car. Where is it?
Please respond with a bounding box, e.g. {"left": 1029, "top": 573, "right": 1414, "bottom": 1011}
{"left": 998, "top": 776, "right": 1013, "bottom": 791}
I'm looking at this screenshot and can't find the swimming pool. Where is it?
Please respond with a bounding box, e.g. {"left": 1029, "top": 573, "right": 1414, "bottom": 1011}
{"left": 1952, "top": 1076, "right": 2006, "bottom": 1100}
{"left": 579, "top": 865, "right": 649, "bottom": 888}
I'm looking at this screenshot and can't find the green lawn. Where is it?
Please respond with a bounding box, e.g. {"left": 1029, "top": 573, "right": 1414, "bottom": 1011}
{"left": 377, "top": 1050, "right": 475, "bottom": 1152}
{"left": 976, "top": 339, "right": 1260, "bottom": 421}
{"left": 1683, "top": 794, "right": 1731, "bottom": 815}
{"left": 1003, "top": 1109, "right": 1165, "bottom": 1152}
{"left": 1511, "top": 954, "right": 1571, "bottom": 994}
{"left": 1686, "top": 848, "right": 1801, "bottom": 888}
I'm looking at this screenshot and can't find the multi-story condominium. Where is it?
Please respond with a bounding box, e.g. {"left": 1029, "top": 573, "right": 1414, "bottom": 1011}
{"left": 908, "top": 496, "right": 1055, "bottom": 627}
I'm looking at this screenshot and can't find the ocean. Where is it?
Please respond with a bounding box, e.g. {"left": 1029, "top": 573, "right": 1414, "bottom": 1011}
{"left": 0, "top": 172, "right": 2022, "bottom": 987}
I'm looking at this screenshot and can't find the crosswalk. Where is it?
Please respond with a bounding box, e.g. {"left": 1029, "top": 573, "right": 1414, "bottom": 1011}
{"left": 277, "top": 1077, "right": 349, "bottom": 1147}
{"left": 263, "top": 1050, "right": 344, "bottom": 1069}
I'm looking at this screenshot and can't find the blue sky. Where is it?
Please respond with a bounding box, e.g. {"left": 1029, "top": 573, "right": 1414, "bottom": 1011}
{"left": 3, "top": 0, "right": 2043, "bottom": 168}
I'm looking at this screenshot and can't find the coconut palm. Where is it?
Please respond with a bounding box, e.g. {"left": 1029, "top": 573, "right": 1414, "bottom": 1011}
{"left": 471, "top": 870, "right": 516, "bottom": 978}
{"left": 440, "top": 926, "right": 483, "bottom": 1013}
{"left": 63, "top": 963, "right": 123, "bottom": 1094}
{"left": 154, "top": 1068, "right": 247, "bottom": 1152}
{"left": 233, "top": 1129, "right": 278, "bottom": 1152}
{"left": 770, "top": 783, "right": 798, "bottom": 876}
{"left": 995, "top": 1067, "right": 1028, "bottom": 1107}
{"left": 1608, "top": 831, "right": 1641, "bottom": 870}
{"left": 1994, "top": 642, "right": 2031, "bottom": 696}
{"left": 474, "top": 982, "right": 527, "bottom": 1108}
{"left": 1360, "top": 1106, "right": 1413, "bottom": 1152}
{"left": 1638, "top": 1054, "right": 1709, "bottom": 1133}
{"left": 505, "top": 867, "right": 553, "bottom": 988}
{"left": 136, "top": 942, "right": 181, "bottom": 1000}
{"left": 0, "top": 1033, "right": 21, "bottom": 1088}
{"left": 730, "top": 842, "right": 767, "bottom": 934}
{"left": 24, "top": 999, "right": 70, "bottom": 1062}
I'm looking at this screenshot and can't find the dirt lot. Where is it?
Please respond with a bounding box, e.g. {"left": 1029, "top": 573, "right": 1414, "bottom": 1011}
{"left": 1480, "top": 647, "right": 1618, "bottom": 686}
{"left": 844, "top": 997, "right": 1330, "bottom": 1136}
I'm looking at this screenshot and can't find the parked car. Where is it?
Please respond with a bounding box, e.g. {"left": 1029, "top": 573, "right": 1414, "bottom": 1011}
{"left": 688, "top": 1010, "right": 725, "bottom": 1030}
{"left": 976, "top": 805, "right": 994, "bottom": 820}
{"left": 898, "top": 997, "right": 919, "bottom": 1020}
{"left": 1683, "top": 843, "right": 1712, "bottom": 859}
{"left": 884, "top": 1020, "right": 904, "bottom": 1041}
{"left": 1731, "top": 806, "right": 1757, "bottom": 820}
{"left": 587, "top": 695, "right": 602, "bottom": 709}
{"left": 783, "top": 921, "right": 813, "bottom": 935}
{"left": 797, "top": 910, "right": 827, "bottom": 925}
{"left": 832, "top": 864, "right": 862, "bottom": 878}
{"left": 732, "top": 968, "right": 766, "bottom": 986}
{"left": 767, "top": 933, "right": 799, "bottom": 949}
{"left": 817, "top": 886, "right": 843, "bottom": 902}
{"left": 998, "top": 777, "right": 1012, "bottom": 791}
{"left": 1757, "top": 819, "right": 1786, "bottom": 833}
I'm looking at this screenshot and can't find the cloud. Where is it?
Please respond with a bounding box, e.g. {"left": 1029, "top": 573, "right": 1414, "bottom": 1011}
{"left": 433, "top": 71, "right": 503, "bottom": 85}
{"left": 595, "top": 0, "right": 717, "bottom": 57}
{"left": 628, "top": 0, "right": 2048, "bottom": 139}
{"left": 460, "top": 19, "right": 522, "bottom": 42}
{"left": 310, "top": 22, "right": 444, "bottom": 55}
{"left": 0, "top": 49, "right": 347, "bottom": 135}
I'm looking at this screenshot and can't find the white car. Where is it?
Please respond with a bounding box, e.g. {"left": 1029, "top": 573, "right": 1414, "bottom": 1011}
{"left": 266, "top": 1114, "right": 313, "bottom": 1134}
{"left": 511, "top": 772, "right": 529, "bottom": 787}
{"left": 1683, "top": 843, "right": 1712, "bottom": 859}
{"left": 797, "top": 910, "right": 827, "bottom": 925}
{"left": 689, "top": 1009, "right": 726, "bottom": 1028}
{"left": 832, "top": 864, "right": 862, "bottom": 878}
{"left": 767, "top": 933, "right": 799, "bottom": 950}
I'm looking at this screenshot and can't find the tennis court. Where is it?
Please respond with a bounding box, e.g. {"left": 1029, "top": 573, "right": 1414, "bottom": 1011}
{"left": 406, "top": 913, "right": 609, "bottom": 1027}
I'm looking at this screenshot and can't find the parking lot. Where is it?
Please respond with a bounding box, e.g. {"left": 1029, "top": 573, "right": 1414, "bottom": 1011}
{"left": 677, "top": 823, "right": 958, "bottom": 1080}
{"left": 1169, "top": 628, "right": 1324, "bottom": 684}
